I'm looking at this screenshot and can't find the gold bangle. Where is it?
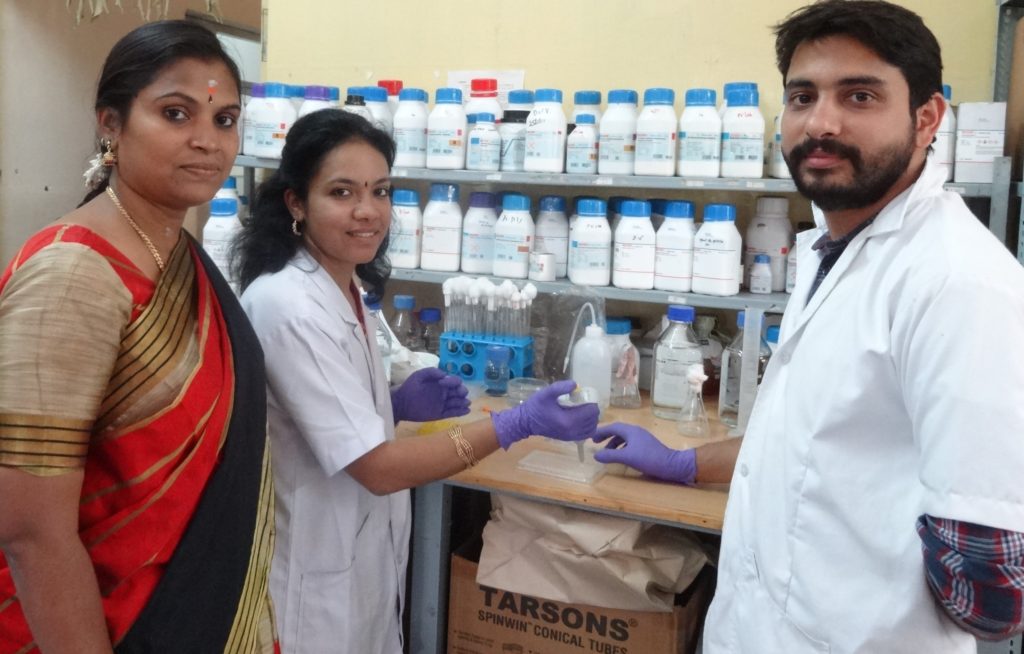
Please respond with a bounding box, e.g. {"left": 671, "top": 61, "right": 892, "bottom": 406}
{"left": 448, "top": 425, "right": 479, "bottom": 468}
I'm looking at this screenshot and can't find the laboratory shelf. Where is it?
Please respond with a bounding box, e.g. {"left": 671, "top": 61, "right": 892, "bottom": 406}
{"left": 390, "top": 268, "right": 790, "bottom": 312}
{"left": 236, "top": 154, "right": 996, "bottom": 196}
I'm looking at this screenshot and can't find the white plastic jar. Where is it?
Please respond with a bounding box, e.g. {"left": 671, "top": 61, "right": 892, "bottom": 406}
{"left": 461, "top": 192, "right": 498, "bottom": 274}
{"left": 466, "top": 113, "right": 501, "bottom": 171}
{"left": 393, "top": 88, "right": 429, "bottom": 168}
{"left": 534, "top": 195, "right": 570, "bottom": 278}
{"left": 568, "top": 198, "right": 612, "bottom": 286}
{"left": 598, "top": 89, "right": 639, "bottom": 175}
{"left": 387, "top": 189, "right": 422, "bottom": 269}
{"left": 692, "top": 203, "right": 742, "bottom": 296}
{"left": 241, "top": 83, "right": 265, "bottom": 157}
{"left": 566, "top": 114, "right": 598, "bottom": 174}
{"left": 426, "top": 87, "right": 467, "bottom": 170}
{"left": 465, "top": 78, "right": 504, "bottom": 123}
{"left": 298, "top": 85, "right": 333, "bottom": 118}
{"left": 571, "top": 90, "right": 602, "bottom": 125}
{"left": 744, "top": 196, "right": 793, "bottom": 291}
{"left": 654, "top": 200, "right": 696, "bottom": 292}
{"left": 677, "top": 88, "right": 722, "bottom": 178}
{"left": 524, "top": 88, "right": 567, "bottom": 173}
{"left": 244, "top": 82, "right": 296, "bottom": 159}
{"left": 359, "top": 86, "right": 394, "bottom": 134}
{"left": 721, "top": 88, "right": 765, "bottom": 178}
{"left": 499, "top": 110, "right": 529, "bottom": 172}
{"left": 613, "top": 199, "right": 656, "bottom": 289}
{"left": 634, "top": 88, "right": 677, "bottom": 177}
{"left": 421, "top": 183, "right": 462, "bottom": 271}
{"left": 749, "top": 254, "right": 773, "bottom": 294}
{"left": 493, "top": 194, "right": 534, "bottom": 279}
{"left": 768, "top": 106, "right": 790, "bottom": 179}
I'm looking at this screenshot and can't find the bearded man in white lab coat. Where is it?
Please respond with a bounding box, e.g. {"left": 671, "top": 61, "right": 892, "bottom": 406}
{"left": 591, "top": 1, "right": 1024, "bottom": 652}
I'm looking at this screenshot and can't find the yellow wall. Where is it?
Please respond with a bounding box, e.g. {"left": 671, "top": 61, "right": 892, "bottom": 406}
{"left": 264, "top": 0, "right": 997, "bottom": 112}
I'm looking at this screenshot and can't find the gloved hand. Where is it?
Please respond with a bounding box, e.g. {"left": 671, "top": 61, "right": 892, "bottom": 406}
{"left": 593, "top": 422, "right": 697, "bottom": 485}
{"left": 390, "top": 367, "right": 470, "bottom": 423}
{"left": 491, "top": 379, "right": 600, "bottom": 450}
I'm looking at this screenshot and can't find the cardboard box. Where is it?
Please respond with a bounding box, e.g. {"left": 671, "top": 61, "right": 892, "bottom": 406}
{"left": 954, "top": 102, "right": 1007, "bottom": 183}
{"left": 447, "top": 552, "right": 713, "bottom": 654}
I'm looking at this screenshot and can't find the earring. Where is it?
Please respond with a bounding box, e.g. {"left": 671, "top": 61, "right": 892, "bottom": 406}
{"left": 291, "top": 219, "right": 302, "bottom": 236}
{"left": 101, "top": 138, "right": 117, "bottom": 167}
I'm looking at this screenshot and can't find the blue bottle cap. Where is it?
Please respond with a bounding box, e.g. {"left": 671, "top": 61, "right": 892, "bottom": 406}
{"left": 364, "top": 297, "right": 381, "bottom": 312}
{"left": 429, "top": 183, "right": 459, "bottom": 203}
{"left": 667, "top": 305, "right": 696, "bottom": 323}
{"left": 942, "top": 84, "right": 952, "bottom": 101}
{"left": 486, "top": 345, "right": 511, "bottom": 363}
{"left": 420, "top": 307, "right": 442, "bottom": 323}
{"left": 346, "top": 86, "right": 366, "bottom": 98}
{"left": 250, "top": 83, "right": 266, "bottom": 98}
{"left": 263, "top": 82, "right": 288, "bottom": 99}
{"left": 221, "top": 177, "right": 237, "bottom": 190}
{"left": 766, "top": 325, "right": 780, "bottom": 344}
{"left": 328, "top": 86, "right": 340, "bottom": 102}
{"left": 574, "top": 90, "right": 601, "bottom": 105}
{"left": 469, "top": 191, "right": 497, "bottom": 209}
{"left": 392, "top": 189, "right": 420, "bottom": 206}
{"left": 304, "top": 85, "right": 330, "bottom": 101}
{"left": 467, "top": 114, "right": 478, "bottom": 124}
{"left": 754, "top": 253, "right": 770, "bottom": 264}
{"left": 361, "top": 86, "right": 387, "bottom": 102}
{"left": 606, "top": 317, "right": 632, "bottom": 335}
{"left": 664, "top": 200, "right": 695, "bottom": 219}
{"left": 609, "top": 196, "right": 626, "bottom": 213}
{"left": 577, "top": 198, "right": 607, "bottom": 216}
{"left": 508, "top": 89, "right": 534, "bottom": 105}
{"left": 539, "top": 195, "right": 566, "bottom": 213}
{"left": 643, "top": 87, "right": 675, "bottom": 106}
{"left": 724, "top": 82, "right": 758, "bottom": 94}
{"left": 393, "top": 294, "right": 416, "bottom": 310}
{"left": 607, "top": 89, "right": 638, "bottom": 105}
{"left": 287, "top": 84, "right": 305, "bottom": 99}
{"left": 399, "top": 88, "right": 428, "bottom": 102}
{"left": 685, "top": 88, "right": 716, "bottom": 106}
{"left": 703, "top": 203, "right": 737, "bottom": 222}
{"left": 475, "top": 112, "right": 495, "bottom": 123}
{"left": 726, "top": 89, "right": 759, "bottom": 107}
{"left": 502, "top": 193, "right": 531, "bottom": 212}
{"left": 620, "top": 200, "right": 651, "bottom": 218}
{"left": 210, "top": 198, "right": 237, "bottom": 216}
{"left": 649, "top": 199, "right": 666, "bottom": 215}
{"left": 575, "top": 113, "right": 596, "bottom": 125}
{"left": 435, "top": 87, "right": 463, "bottom": 104}
{"left": 534, "top": 88, "right": 563, "bottom": 103}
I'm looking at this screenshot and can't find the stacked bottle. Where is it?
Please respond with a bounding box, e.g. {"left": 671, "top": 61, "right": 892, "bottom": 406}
{"left": 568, "top": 198, "right": 612, "bottom": 286}
{"left": 387, "top": 189, "right": 422, "bottom": 269}
{"left": 534, "top": 196, "right": 570, "bottom": 278}
{"left": 461, "top": 192, "right": 498, "bottom": 274}
{"left": 421, "top": 183, "right": 462, "bottom": 272}
{"left": 654, "top": 200, "right": 696, "bottom": 292}
{"left": 493, "top": 194, "right": 534, "bottom": 279}
{"left": 598, "top": 90, "right": 639, "bottom": 175}
{"left": 634, "top": 88, "right": 677, "bottom": 176}
{"left": 612, "top": 200, "right": 656, "bottom": 289}
{"left": 426, "top": 88, "right": 467, "bottom": 169}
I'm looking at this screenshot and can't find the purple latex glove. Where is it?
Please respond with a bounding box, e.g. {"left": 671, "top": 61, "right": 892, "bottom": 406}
{"left": 593, "top": 422, "right": 697, "bottom": 485}
{"left": 390, "top": 367, "right": 471, "bottom": 423}
{"left": 491, "top": 379, "right": 600, "bottom": 450}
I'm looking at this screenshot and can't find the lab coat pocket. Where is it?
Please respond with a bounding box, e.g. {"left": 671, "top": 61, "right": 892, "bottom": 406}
{"left": 735, "top": 548, "right": 830, "bottom": 654}
{"left": 296, "top": 568, "right": 354, "bottom": 654}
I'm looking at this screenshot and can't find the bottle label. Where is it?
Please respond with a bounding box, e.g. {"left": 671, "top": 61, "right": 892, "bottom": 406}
{"left": 570, "top": 240, "right": 611, "bottom": 270}
{"left": 388, "top": 221, "right": 420, "bottom": 258}
{"left": 462, "top": 232, "right": 495, "bottom": 263}
{"left": 394, "top": 126, "right": 427, "bottom": 155}
{"left": 652, "top": 345, "right": 701, "bottom": 408}
{"left": 613, "top": 241, "right": 655, "bottom": 274}
{"left": 678, "top": 131, "right": 721, "bottom": 162}
{"left": 467, "top": 133, "right": 501, "bottom": 169}
{"left": 933, "top": 131, "right": 954, "bottom": 165}
{"left": 693, "top": 243, "right": 740, "bottom": 282}
{"left": 721, "top": 132, "right": 764, "bottom": 162}
{"left": 525, "top": 130, "right": 563, "bottom": 161}
{"left": 635, "top": 131, "right": 675, "bottom": 162}
{"left": 655, "top": 245, "right": 694, "bottom": 281}
{"left": 750, "top": 269, "right": 773, "bottom": 293}
{"left": 493, "top": 233, "right": 531, "bottom": 264}
{"left": 427, "top": 128, "right": 464, "bottom": 157}
{"left": 422, "top": 224, "right": 460, "bottom": 255}
{"left": 252, "top": 120, "right": 288, "bottom": 149}
{"left": 566, "top": 139, "right": 598, "bottom": 173}
{"left": 597, "top": 132, "right": 636, "bottom": 163}
{"left": 534, "top": 235, "right": 569, "bottom": 262}
{"left": 500, "top": 133, "right": 526, "bottom": 171}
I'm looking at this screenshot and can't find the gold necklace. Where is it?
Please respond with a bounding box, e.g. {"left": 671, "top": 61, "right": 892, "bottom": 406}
{"left": 106, "top": 186, "right": 166, "bottom": 272}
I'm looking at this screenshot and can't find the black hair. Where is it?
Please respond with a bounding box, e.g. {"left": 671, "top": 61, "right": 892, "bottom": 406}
{"left": 79, "top": 20, "right": 242, "bottom": 206}
{"left": 774, "top": 0, "right": 943, "bottom": 113}
{"left": 233, "top": 109, "right": 396, "bottom": 302}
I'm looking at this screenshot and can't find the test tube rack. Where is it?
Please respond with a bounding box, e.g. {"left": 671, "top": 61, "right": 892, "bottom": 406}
{"left": 439, "top": 332, "right": 534, "bottom": 382}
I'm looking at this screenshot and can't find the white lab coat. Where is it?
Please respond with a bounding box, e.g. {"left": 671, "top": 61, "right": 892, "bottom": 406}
{"left": 241, "top": 249, "right": 410, "bottom": 654}
{"left": 704, "top": 155, "right": 1024, "bottom": 653}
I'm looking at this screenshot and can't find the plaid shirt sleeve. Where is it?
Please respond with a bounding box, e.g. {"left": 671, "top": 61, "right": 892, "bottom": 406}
{"left": 917, "top": 514, "right": 1024, "bottom": 640}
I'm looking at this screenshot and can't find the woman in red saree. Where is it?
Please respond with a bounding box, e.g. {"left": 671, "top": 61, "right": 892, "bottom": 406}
{"left": 0, "top": 21, "right": 275, "bottom": 653}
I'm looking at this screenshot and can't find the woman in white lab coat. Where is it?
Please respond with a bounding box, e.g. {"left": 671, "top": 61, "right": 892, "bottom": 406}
{"left": 233, "top": 110, "right": 600, "bottom": 654}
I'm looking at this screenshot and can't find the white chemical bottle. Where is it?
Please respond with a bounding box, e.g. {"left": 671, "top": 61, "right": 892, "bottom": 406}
{"left": 524, "top": 88, "right": 567, "bottom": 173}
{"left": 393, "top": 88, "right": 429, "bottom": 168}
{"left": 420, "top": 183, "right": 462, "bottom": 271}
{"left": 360, "top": 86, "right": 394, "bottom": 134}
{"left": 387, "top": 189, "right": 422, "bottom": 269}
{"left": 426, "top": 87, "right": 467, "bottom": 170}
{"left": 244, "top": 82, "right": 296, "bottom": 159}
{"left": 341, "top": 93, "right": 374, "bottom": 123}
{"left": 612, "top": 199, "right": 656, "bottom": 290}
{"left": 749, "top": 254, "right": 773, "bottom": 294}
{"left": 744, "top": 196, "right": 793, "bottom": 291}
{"left": 378, "top": 79, "right": 403, "bottom": 118}
{"left": 598, "top": 89, "right": 639, "bottom": 175}
{"left": 721, "top": 88, "right": 765, "bottom": 178}
{"left": 769, "top": 106, "right": 791, "bottom": 179}
{"left": 692, "top": 203, "right": 742, "bottom": 296}
{"left": 677, "top": 88, "right": 721, "bottom": 177}
{"left": 534, "top": 195, "right": 570, "bottom": 278}
{"left": 568, "top": 198, "right": 612, "bottom": 286}
{"left": 634, "top": 87, "right": 677, "bottom": 177}
{"left": 241, "top": 83, "right": 265, "bottom": 157}
{"left": 507, "top": 89, "right": 534, "bottom": 112}
{"left": 654, "top": 200, "right": 696, "bottom": 292}
{"left": 466, "top": 113, "right": 501, "bottom": 172}
{"left": 786, "top": 246, "right": 798, "bottom": 293}
{"left": 461, "top": 192, "right": 498, "bottom": 274}
{"left": 650, "top": 304, "right": 703, "bottom": 420}
{"left": 570, "top": 323, "right": 612, "bottom": 410}
{"left": 571, "top": 90, "right": 603, "bottom": 125}
{"left": 297, "top": 85, "right": 333, "bottom": 118}
{"left": 203, "top": 197, "right": 242, "bottom": 292}
{"left": 566, "top": 114, "right": 599, "bottom": 174}
{"left": 719, "top": 82, "right": 757, "bottom": 117}
{"left": 465, "top": 78, "right": 504, "bottom": 123}
{"left": 935, "top": 84, "right": 956, "bottom": 182}
{"left": 499, "top": 110, "right": 529, "bottom": 172}
{"left": 493, "top": 194, "right": 534, "bottom": 279}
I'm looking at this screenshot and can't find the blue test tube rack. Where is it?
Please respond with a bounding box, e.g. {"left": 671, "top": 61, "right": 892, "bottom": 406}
{"left": 439, "top": 332, "right": 534, "bottom": 382}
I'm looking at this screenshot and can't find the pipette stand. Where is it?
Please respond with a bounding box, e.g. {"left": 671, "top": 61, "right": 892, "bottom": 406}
{"left": 440, "top": 332, "right": 534, "bottom": 382}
